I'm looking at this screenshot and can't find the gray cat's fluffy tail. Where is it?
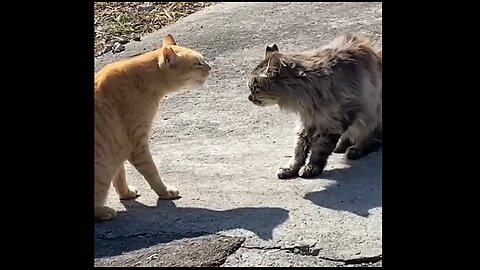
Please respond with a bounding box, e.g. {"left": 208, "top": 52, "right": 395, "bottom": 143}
{"left": 326, "top": 32, "right": 373, "bottom": 52}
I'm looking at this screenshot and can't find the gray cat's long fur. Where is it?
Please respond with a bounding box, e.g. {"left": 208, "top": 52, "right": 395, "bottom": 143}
{"left": 247, "top": 33, "right": 382, "bottom": 179}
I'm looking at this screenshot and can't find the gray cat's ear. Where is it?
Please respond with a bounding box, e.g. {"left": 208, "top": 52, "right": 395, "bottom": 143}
{"left": 265, "top": 44, "right": 279, "bottom": 59}
{"left": 267, "top": 53, "right": 285, "bottom": 75}
{"left": 163, "top": 34, "right": 177, "bottom": 47}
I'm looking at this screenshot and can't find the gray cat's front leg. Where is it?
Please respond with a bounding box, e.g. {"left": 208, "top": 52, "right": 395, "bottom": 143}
{"left": 299, "top": 133, "right": 341, "bottom": 178}
{"left": 333, "top": 133, "right": 353, "bottom": 153}
{"left": 277, "top": 129, "right": 311, "bottom": 179}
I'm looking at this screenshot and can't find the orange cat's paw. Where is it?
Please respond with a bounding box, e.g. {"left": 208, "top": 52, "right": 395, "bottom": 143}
{"left": 94, "top": 206, "right": 117, "bottom": 221}
{"left": 119, "top": 186, "right": 139, "bottom": 200}
{"left": 156, "top": 185, "right": 180, "bottom": 199}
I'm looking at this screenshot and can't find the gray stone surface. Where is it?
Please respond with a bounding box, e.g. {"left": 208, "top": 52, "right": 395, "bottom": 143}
{"left": 94, "top": 2, "right": 382, "bottom": 267}
{"left": 95, "top": 235, "right": 245, "bottom": 267}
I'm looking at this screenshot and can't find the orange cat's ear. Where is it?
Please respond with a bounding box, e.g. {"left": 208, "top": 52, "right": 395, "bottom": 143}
{"left": 265, "top": 44, "right": 279, "bottom": 59}
{"left": 160, "top": 47, "right": 178, "bottom": 65}
{"left": 163, "top": 34, "right": 177, "bottom": 47}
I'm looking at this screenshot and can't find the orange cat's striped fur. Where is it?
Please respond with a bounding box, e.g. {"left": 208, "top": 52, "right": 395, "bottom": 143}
{"left": 94, "top": 34, "right": 211, "bottom": 220}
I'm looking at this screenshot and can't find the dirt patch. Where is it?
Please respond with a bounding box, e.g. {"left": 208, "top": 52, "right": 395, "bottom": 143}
{"left": 94, "top": 2, "right": 217, "bottom": 57}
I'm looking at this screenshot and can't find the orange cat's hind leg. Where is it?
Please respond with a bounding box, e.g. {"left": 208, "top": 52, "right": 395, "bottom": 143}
{"left": 94, "top": 166, "right": 117, "bottom": 221}
{"left": 113, "top": 163, "right": 139, "bottom": 200}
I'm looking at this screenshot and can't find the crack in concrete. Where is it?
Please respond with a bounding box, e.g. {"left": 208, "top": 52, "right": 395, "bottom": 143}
{"left": 96, "top": 230, "right": 212, "bottom": 241}
{"left": 242, "top": 245, "right": 382, "bottom": 265}
{"left": 215, "top": 237, "right": 245, "bottom": 267}
{"left": 97, "top": 232, "right": 381, "bottom": 266}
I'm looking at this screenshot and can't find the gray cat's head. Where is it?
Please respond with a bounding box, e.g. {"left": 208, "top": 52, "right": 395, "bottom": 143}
{"left": 247, "top": 44, "right": 289, "bottom": 107}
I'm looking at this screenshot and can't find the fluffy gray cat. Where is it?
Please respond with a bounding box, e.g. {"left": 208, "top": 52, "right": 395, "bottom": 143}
{"left": 247, "top": 33, "right": 382, "bottom": 179}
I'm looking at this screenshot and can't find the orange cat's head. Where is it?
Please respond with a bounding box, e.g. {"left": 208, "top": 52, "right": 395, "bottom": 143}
{"left": 157, "top": 34, "right": 211, "bottom": 88}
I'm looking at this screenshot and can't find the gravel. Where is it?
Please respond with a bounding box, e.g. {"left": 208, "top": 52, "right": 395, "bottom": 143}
{"left": 94, "top": 2, "right": 217, "bottom": 57}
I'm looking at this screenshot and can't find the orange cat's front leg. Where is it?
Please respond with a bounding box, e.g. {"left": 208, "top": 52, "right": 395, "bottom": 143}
{"left": 112, "top": 163, "right": 139, "bottom": 200}
{"left": 128, "top": 143, "right": 179, "bottom": 199}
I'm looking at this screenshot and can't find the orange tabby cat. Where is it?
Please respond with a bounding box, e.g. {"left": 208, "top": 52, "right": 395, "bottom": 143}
{"left": 94, "top": 34, "right": 211, "bottom": 220}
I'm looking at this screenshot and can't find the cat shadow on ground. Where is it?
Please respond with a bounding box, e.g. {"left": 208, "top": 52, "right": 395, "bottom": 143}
{"left": 304, "top": 151, "right": 382, "bottom": 218}
{"left": 94, "top": 199, "right": 289, "bottom": 258}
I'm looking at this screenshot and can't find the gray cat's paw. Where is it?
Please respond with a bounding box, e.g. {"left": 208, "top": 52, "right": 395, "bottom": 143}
{"left": 346, "top": 146, "right": 363, "bottom": 160}
{"left": 277, "top": 167, "right": 299, "bottom": 179}
{"left": 298, "top": 163, "right": 324, "bottom": 178}
{"left": 333, "top": 145, "right": 348, "bottom": 153}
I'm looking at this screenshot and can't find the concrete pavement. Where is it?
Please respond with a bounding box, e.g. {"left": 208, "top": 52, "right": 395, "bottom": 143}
{"left": 94, "top": 2, "right": 382, "bottom": 267}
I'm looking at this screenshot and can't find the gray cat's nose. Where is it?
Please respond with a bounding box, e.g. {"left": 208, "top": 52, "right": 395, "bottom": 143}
{"left": 248, "top": 95, "right": 253, "bottom": 101}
